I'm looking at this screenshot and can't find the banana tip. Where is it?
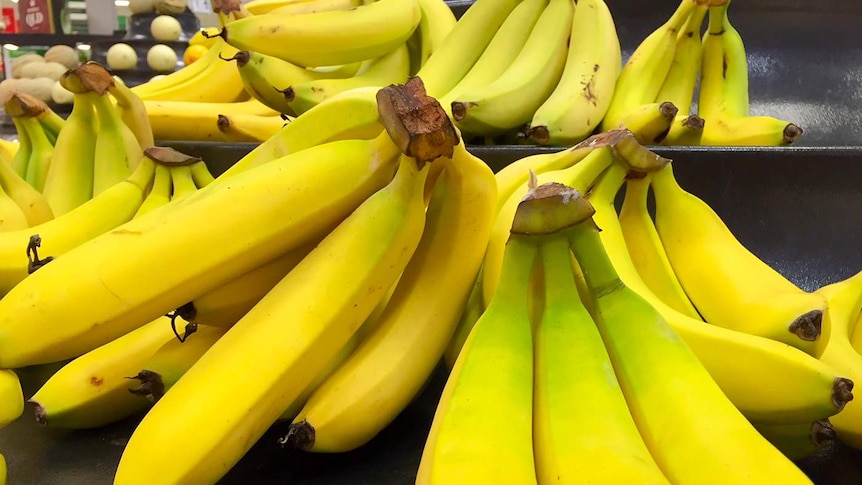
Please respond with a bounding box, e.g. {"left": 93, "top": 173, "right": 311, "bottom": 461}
{"left": 277, "top": 420, "right": 315, "bottom": 451}
{"left": 30, "top": 400, "right": 47, "bottom": 427}
{"left": 833, "top": 377, "right": 854, "bottom": 410}
{"left": 788, "top": 309, "right": 822, "bottom": 341}
{"left": 783, "top": 123, "right": 803, "bottom": 144}
{"left": 530, "top": 125, "right": 550, "bottom": 145}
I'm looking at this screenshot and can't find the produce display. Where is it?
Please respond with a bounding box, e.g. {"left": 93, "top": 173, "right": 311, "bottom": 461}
{"left": 0, "top": 0, "right": 858, "bottom": 484}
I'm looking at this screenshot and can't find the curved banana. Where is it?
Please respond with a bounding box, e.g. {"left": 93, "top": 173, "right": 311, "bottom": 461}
{"left": 660, "top": 113, "right": 705, "bottom": 145}
{"left": 415, "top": 0, "right": 522, "bottom": 97}
{"left": 283, "top": 45, "right": 410, "bottom": 115}
{"left": 216, "top": 0, "right": 421, "bottom": 68}
{"left": 651, "top": 164, "right": 826, "bottom": 353}
{"left": 565, "top": 180, "right": 814, "bottom": 485}
{"left": 701, "top": 115, "right": 803, "bottom": 146}
{"left": 753, "top": 419, "right": 836, "bottom": 461}
{"left": 131, "top": 39, "right": 228, "bottom": 98}
{"left": 190, "top": 162, "right": 215, "bottom": 188}
{"left": 109, "top": 77, "right": 155, "bottom": 149}
{"left": 534, "top": 233, "right": 669, "bottom": 484}
{"left": 219, "top": 87, "right": 383, "bottom": 178}
{"left": 442, "top": 269, "right": 484, "bottom": 368}
{"left": 0, "top": 139, "right": 19, "bottom": 166}
{"left": 34, "top": 107, "right": 66, "bottom": 145}
{"left": 286, "top": 143, "right": 496, "bottom": 453}
{"left": 0, "top": 156, "right": 155, "bottom": 296}
{"left": 0, "top": 133, "right": 402, "bottom": 368}
{"left": 92, "top": 92, "right": 141, "bottom": 195}
{"left": 416, "top": 224, "right": 538, "bottom": 485}
{"left": 20, "top": 113, "right": 54, "bottom": 192}
{"left": 0, "top": 150, "right": 53, "bottom": 227}
{"left": 413, "top": 0, "right": 457, "bottom": 70}
{"left": 134, "top": 164, "right": 172, "bottom": 219}
{"left": 436, "top": 0, "right": 547, "bottom": 113}
{"left": 114, "top": 153, "right": 432, "bottom": 485}
{"left": 267, "top": 0, "right": 361, "bottom": 15}
{"left": 530, "top": 0, "right": 622, "bottom": 146}
{"left": 9, "top": 117, "right": 32, "bottom": 178}
{"left": 451, "top": 0, "right": 573, "bottom": 136}
{"left": 243, "top": 0, "right": 308, "bottom": 15}
{"left": 655, "top": 4, "right": 708, "bottom": 112}
{"left": 217, "top": 113, "right": 286, "bottom": 142}
{"left": 168, "top": 165, "right": 197, "bottom": 202}
{"left": 41, "top": 91, "right": 98, "bottom": 216}
{"left": 0, "top": 370, "right": 23, "bottom": 427}
{"left": 618, "top": 172, "right": 700, "bottom": 319}
{"left": 617, "top": 101, "right": 678, "bottom": 145}
{"left": 0, "top": 178, "right": 29, "bottom": 232}
{"left": 146, "top": 98, "right": 278, "bottom": 142}
{"left": 600, "top": 0, "right": 697, "bottom": 131}
{"left": 28, "top": 317, "right": 175, "bottom": 429}
{"left": 698, "top": 0, "right": 748, "bottom": 120}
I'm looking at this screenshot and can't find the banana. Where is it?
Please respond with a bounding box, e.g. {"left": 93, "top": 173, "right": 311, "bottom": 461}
{"left": 267, "top": 0, "right": 362, "bottom": 15}
{"left": 0, "top": 139, "right": 19, "bottom": 166}
{"left": 0, "top": 133, "right": 402, "bottom": 368}
{"left": 701, "top": 115, "right": 803, "bottom": 146}
{"left": 109, "top": 77, "right": 155, "bottom": 149}
{"left": 34, "top": 107, "right": 66, "bottom": 145}
{"left": 5, "top": 92, "right": 63, "bottom": 147}
{"left": 28, "top": 317, "right": 176, "bottom": 429}
{"left": 0, "top": 156, "right": 155, "bottom": 296}
{"left": 563, "top": 181, "right": 814, "bottom": 485}
{"left": 0, "top": 370, "right": 23, "bottom": 427}
{"left": 92, "top": 91, "right": 142, "bottom": 195}
{"left": 168, "top": 165, "right": 198, "bottom": 202}
{"left": 9, "top": 117, "right": 33, "bottom": 178}
{"left": 217, "top": 113, "right": 286, "bottom": 142}
{"left": 442, "top": 268, "right": 484, "bottom": 368}
{"left": 286, "top": 143, "right": 496, "bottom": 453}
{"left": 618, "top": 172, "right": 700, "bottom": 319}
{"left": 698, "top": 0, "right": 747, "bottom": 120}
{"left": 813, "top": 272, "right": 862, "bottom": 448}
{"left": 655, "top": 3, "right": 708, "bottom": 111}
{"left": 129, "top": 324, "right": 232, "bottom": 403}
{"left": 483, "top": 146, "right": 614, "bottom": 306}
{"left": 133, "top": 164, "right": 172, "bottom": 218}
{"left": 651, "top": 164, "right": 826, "bottom": 353}
{"left": 190, "top": 161, "right": 215, "bottom": 188}
{"left": 660, "top": 113, "right": 705, "bottom": 145}
{"left": 131, "top": 39, "right": 227, "bottom": 98}
{"left": 283, "top": 45, "right": 410, "bottom": 115}
{"left": 600, "top": 0, "right": 698, "bottom": 131}
{"left": 218, "top": 87, "right": 383, "bottom": 178}
{"left": 41, "top": 90, "right": 98, "bottom": 216}
{"left": 451, "top": 0, "right": 573, "bottom": 136}
{"left": 586, "top": 157, "right": 851, "bottom": 425}
{"left": 416, "top": 219, "right": 538, "bottom": 485}
{"left": 530, "top": 0, "right": 623, "bottom": 146}
{"left": 0, "top": 181, "right": 28, "bottom": 232}
{"left": 145, "top": 98, "right": 278, "bottom": 142}
{"left": 436, "top": 0, "right": 547, "bottom": 113}
{"left": 114, "top": 152, "right": 433, "bottom": 485}
{"left": 753, "top": 420, "right": 836, "bottom": 460}
{"left": 533, "top": 233, "right": 669, "bottom": 484}
{"left": 617, "top": 101, "right": 678, "bottom": 145}
{"left": 0, "top": 149, "right": 53, "bottom": 227}
{"left": 215, "top": 0, "right": 421, "bottom": 68}
{"left": 415, "top": 0, "right": 523, "bottom": 97}
{"left": 243, "top": 0, "right": 310, "bottom": 15}
{"left": 20, "top": 114, "right": 54, "bottom": 192}
{"left": 413, "top": 0, "right": 457, "bottom": 70}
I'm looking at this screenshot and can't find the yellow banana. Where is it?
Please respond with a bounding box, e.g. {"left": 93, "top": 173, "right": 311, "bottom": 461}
{"left": 286, "top": 142, "right": 496, "bottom": 452}
{"left": 243, "top": 0, "right": 310, "bottom": 15}
{"left": 131, "top": 39, "right": 228, "bottom": 98}
{"left": 215, "top": 0, "right": 421, "bottom": 68}
{"left": 655, "top": 4, "right": 708, "bottom": 111}
{"left": 109, "top": 76, "right": 155, "bottom": 149}
{"left": 442, "top": 268, "right": 484, "bottom": 368}
{"left": 9, "top": 117, "right": 32, "bottom": 178}
{"left": 530, "top": 0, "right": 623, "bottom": 146}
{"left": 4, "top": 92, "right": 63, "bottom": 147}
{"left": 618, "top": 172, "right": 701, "bottom": 319}
{"left": 617, "top": 101, "right": 679, "bottom": 145}
{"left": 114, "top": 152, "right": 433, "bottom": 485}
{"left": 168, "top": 164, "right": 197, "bottom": 202}
{"left": 284, "top": 45, "right": 411, "bottom": 115}
{"left": 133, "top": 163, "right": 172, "bottom": 218}
{"left": 701, "top": 115, "right": 803, "bottom": 146}
{"left": 92, "top": 91, "right": 142, "bottom": 195}
{"left": 0, "top": 156, "right": 155, "bottom": 296}
{"left": 698, "top": 0, "right": 747, "bottom": 120}
{"left": 0, "top": 149, "right": 53, "bottom": 227}
{"left": 651, "top": 164, "right": 826, "bottom": 353}
{"left": 28, "top": 317, "right": 176, "bottom": 429}
{"left": 565, "top": 181, "right": 814, "bottom": 485}
{"left": 0, "top": 133, "right": 402, "bottom": 368}
{"left": 190, "top": 161, "right": 215, "bottom": 188}
{"left": 267, "top": 0, "right": 362, "bottom": 15}
{"left": 416, "top": 0, "right": 523, "bottom": 97}
{"left": 145, "top": 98, "right": 278, "bottom": 142}
{"left": 218, "top": 87, "right": 383, "bottom": 178}
{"left": 0, "top": 182, "right": 28, "bottom": 232}
{"left": 0, "top": 370, "right": 23, "bottom": 427}
{"left": 34, "top": 107, "right": 66, "bottom": 145}
{"left": 753, "top": 419, "right": 836, "bottom": 461}
{"left": 18, "top": 111, "right": 55, "bottom": 193}
{"left": 533, "top": 232, "right": 669, "bottom": 484}
{"left": 413, "top": 0, "right": 457, "bottom": 70}
{"left": 660, "top": 113, "right": 705, "bottom": 145}
{"left": 0, "top": 139, "right": 19, "bottom": 167}
{"left": 451, "top": 0, "right": 573, "bottom": 136}
{"left": 217, "top": 113, "right": 286, "bottom": 142}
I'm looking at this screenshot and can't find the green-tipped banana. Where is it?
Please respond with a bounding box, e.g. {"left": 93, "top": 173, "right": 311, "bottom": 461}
{"left": 92, "top": 92, "right": 142, "bottom": 195}
{"left": 109, "top": 76, "right": 156, "bottom": 149}
{"left": 9, "top": 117, "right": 33, "bottom": 178}
{"left": 0, "top": 149, "right": 54, "bottom": 227}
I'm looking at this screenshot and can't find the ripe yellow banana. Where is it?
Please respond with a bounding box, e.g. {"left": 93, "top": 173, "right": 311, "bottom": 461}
{"left": 219, "top": 87, "right": 383, "bottom": 178}
{"left": 267, "top": 0, "right": 361, "bottom": 15}
{"left": 413, "top": 0, "right": 457, "bottom": 70}
{"left": 655, "top": 3, "right": 708, "bottom": 111}
{"left": 0, "top": 179, "right": 29, "bottom": 232}
{"left": 660, "top": 113, "right": 705, "bottom": 145}
{"left": 133, "top": 163, "right": 172, "bottom": 218}
{"left": 216, "top": 0, "right": 420, "bottom": 68}
{"left": 284, "top": 45, "right": 411, "bottom": 115}
{"left": 701, "top": 115, "right": 803, "bottom": 146}
{"left": 0, "top": 370, "right": 23, "bottom": 427}
{"left": 243, "top": 0, "right": 309, "bottom": 15}
{"left": 0, "top": 147, "right": 53, "bottom": 227}
{"left": 530, "top": 0, "right": 623, "bottom": 146}
{"left": 416, "top": 224, "right": 538, "bottom": 485}
{"left": 587, "top": 158, "right": 851, "bottom": 425}
{"left": 114, "top": 153, "right": 432, "bottom": 485}
{"left": 451, "top": 0, "right": 573, "bottom": 136}
{"left": 92, "top": 92, "right": 142, "bottom": 195}
{"left": 190, "top": 161, "right": 215, "bottom": 188}
{"left": 814, "top": 272, "right": 862, "bottom": 448}
{"left": 0, "top": 156, "right": 155, "bottom": 296}
{"left": 0, "top": 139, "right": 19, "bottom": 166}
{"left": 0, "top": 133, "right": 402, "bottom": 368}
{"left": 416, "top": 0, "right": 522, "bottom": 97}
{"left": 617, "top": 101, "right": 679, "bottom": 145}
{"left": 651, "top": 164, "right": 826, "bottom": 353}
{"left": 287, "top": 143, "right": 496, "bottom": 452}
{"left": 217, "top": 113, "right": 287, "bottom": 143}
{"left": 698, "top": 0, "right": 747, "bottom": 120}
{"left": 9, "top": 117, "right": 32, "bottom": 178}
{"left": 618, "top": 172, "right": 700, "bottom": 319}
{"left": 145, "top": 98, "right": 278, "bottom": 142}
{"left": 436, "top": 0, "right": 547, "bottom": 114}
{"left": 109, "top": 77, "right": 155, "bottom": 149}
{"left": 28, "top": 317, "right": 175, "bottom": 429}
{"left": 566, "top": 181, "right": 814, "bottom": 485}
{"left": 753, "top": 419, "right": 836, "bottom": 461}
{"left": 168, "top": 164, "right": 197, "bottom": 201}
{"left": 483, "top": 146, "right": 614, "bottom": 306}
{"left": 442, "top": 268, "right": 484, "bottom": 368}
{"left": 533, "top": 233, "right": 669, "bottom": 484}
{"left": 600, "top": 0, "right": 698, "bottom": 131}
{"left": 41, "top": 91, "right": 97, "bottom": 216}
